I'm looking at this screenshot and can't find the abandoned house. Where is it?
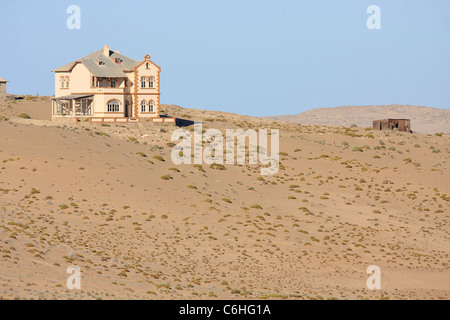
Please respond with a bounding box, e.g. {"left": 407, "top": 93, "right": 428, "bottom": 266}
{"left": 51, "top": 45, "right": 174, "bottom": 124}
{"left": 372, "top": 119, "right": 411, "bottom": 132}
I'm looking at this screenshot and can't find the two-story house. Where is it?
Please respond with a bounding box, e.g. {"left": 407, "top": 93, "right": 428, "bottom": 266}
{"left": 51, "top": 45, "right": 169, "bottom": 123}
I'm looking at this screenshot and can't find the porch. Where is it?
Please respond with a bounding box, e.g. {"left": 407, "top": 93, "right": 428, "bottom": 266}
{"left": 52, "top": 94, "right": 94, "bottom": 117}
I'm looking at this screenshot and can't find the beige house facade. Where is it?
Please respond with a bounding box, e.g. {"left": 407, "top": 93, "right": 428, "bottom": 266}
{"left": 0, "top": 77, "right": 8, "bottom": 98}
{"left": 52, "top": 45, "right": 165, "bottom": 123}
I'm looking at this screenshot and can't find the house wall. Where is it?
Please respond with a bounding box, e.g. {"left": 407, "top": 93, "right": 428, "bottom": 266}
{"left": 388, "top": 119, "right": 410, "bottom": 132}
{"left": 134, "top": 57, "right": 160, "bottom": 118}
{"left": 0, "top": 82, "right": 6, "bottom": 97}
{"left": 55, "top": 63, "right": 92, "bottom": 98}
{"left": 124, "top": 72, "right": 135, "bottom": 117}
{"left": 92, "top": 94, "right": 125, "bottom": 117}
{"left": 373, "top": 119, "right": 411, "bottom": 132}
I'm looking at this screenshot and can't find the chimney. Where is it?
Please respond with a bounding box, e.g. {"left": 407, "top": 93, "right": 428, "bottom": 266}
{"left": 102, "top": 45, "right": 110, "bottom": 56}
{"left": 115, "top": 50, "right": 120, "bottom": 54}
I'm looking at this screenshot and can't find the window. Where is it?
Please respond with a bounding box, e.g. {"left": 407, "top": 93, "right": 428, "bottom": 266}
{"left": 124, "top": 79, "right": 128, "bottom": 87}
{"left": 111, "top": 79, "right": 116, "bottom": 87}
{"left": 149, "top": 100, "right": 154, "bottom": 112}
{"left": 96, "top": 79, "right": 100, "bottom": 87}
{"left": 141, "top": 101, "right": 146, "bottom": 112}
{"left": 60, "top": 77, "right": 65, "bottom": 88}
{"left": 107, "top": 100, "right": 120, "bottom": 112}
{"left": 66, "top": 77, "right": 70, "bottom": 88}
{"left": 149, "top": 77, "right": 154, "bottom": 88}
{"left": 141, "top": 77, "right": 146, "bottom": 88}
{"left": 146, "top": 62, "right": 149, "bottom": 69}
{"left": 115, "top": 58, "right": 121, "bottom": 63}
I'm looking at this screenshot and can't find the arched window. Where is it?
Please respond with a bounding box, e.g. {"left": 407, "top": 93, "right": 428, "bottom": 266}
{"left": 107, "top": 100, "right": 120, "bottom": 112}
{"left": 141, "top": 100, "right": 146, "bottom": 112}
{"left": 149, "top": 100, "right": 154, "bottom": 112}
{"left": 149, "top": 77, "right": 154, "bottom": 88}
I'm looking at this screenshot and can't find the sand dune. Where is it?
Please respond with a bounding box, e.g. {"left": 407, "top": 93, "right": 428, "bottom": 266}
{"left": 0, "top": 98, "right": 448, "bottom": 300}
{"left": 267, "top": 105, "right": 450, "bottom": 134}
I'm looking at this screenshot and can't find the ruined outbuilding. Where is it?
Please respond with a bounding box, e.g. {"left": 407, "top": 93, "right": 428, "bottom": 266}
{"left": 373, "top": 119, "right": 411, "bottom": 132}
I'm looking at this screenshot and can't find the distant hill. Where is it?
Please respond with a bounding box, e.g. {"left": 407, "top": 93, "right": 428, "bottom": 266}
{"left": 267, "top": 105, "right": 450, "bottom": 134}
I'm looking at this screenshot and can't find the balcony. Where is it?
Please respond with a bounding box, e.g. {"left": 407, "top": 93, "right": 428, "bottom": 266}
{"left": 93, "top": 87, "right": 126, "bottom": 93}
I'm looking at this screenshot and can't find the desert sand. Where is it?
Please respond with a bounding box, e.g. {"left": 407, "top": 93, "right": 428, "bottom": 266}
{"left": 0, "top": 96, "right": 448, "bottom": 300}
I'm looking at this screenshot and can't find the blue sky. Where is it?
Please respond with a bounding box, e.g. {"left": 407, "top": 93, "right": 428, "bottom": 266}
{"left": 0, "top": 0, "right": 449, "bottom": 116}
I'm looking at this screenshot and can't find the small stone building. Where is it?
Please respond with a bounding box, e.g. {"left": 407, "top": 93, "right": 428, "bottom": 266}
{"left": 373, "top": 119, "right": 411, "bottom": 132}
{"left": 0, "top": 77, "right": 8, "bottom": 98}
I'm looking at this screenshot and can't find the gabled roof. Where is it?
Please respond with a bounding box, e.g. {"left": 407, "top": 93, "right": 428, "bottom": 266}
{"left": 0, "top": 77, "right": 8, "bottom": 82}
{"left": 52, "top": 46, "right": 148, "bottom": 78}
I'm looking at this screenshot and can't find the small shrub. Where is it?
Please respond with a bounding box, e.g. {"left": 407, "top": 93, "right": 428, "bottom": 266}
{"left": 153, "top": 155, "right": 165, "bottom": 161}
{"left": 193, "top": 164, "right": 205, "bottom": 172}
{"left": 18, "top": 113, "right": 31, "bottom": 119}
{"left": 210, "top": 163, "right": 226, "bottom": 170}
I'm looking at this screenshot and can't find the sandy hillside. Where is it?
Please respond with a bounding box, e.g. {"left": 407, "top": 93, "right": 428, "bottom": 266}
{"left": 0, "top": 95, "right": 52, "bottom": 121}
{"left": 0, "top": 98, "right": 449, "bottom": 300}
{"left": 267, "top": 105, "right": 450, "bottom": 134}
